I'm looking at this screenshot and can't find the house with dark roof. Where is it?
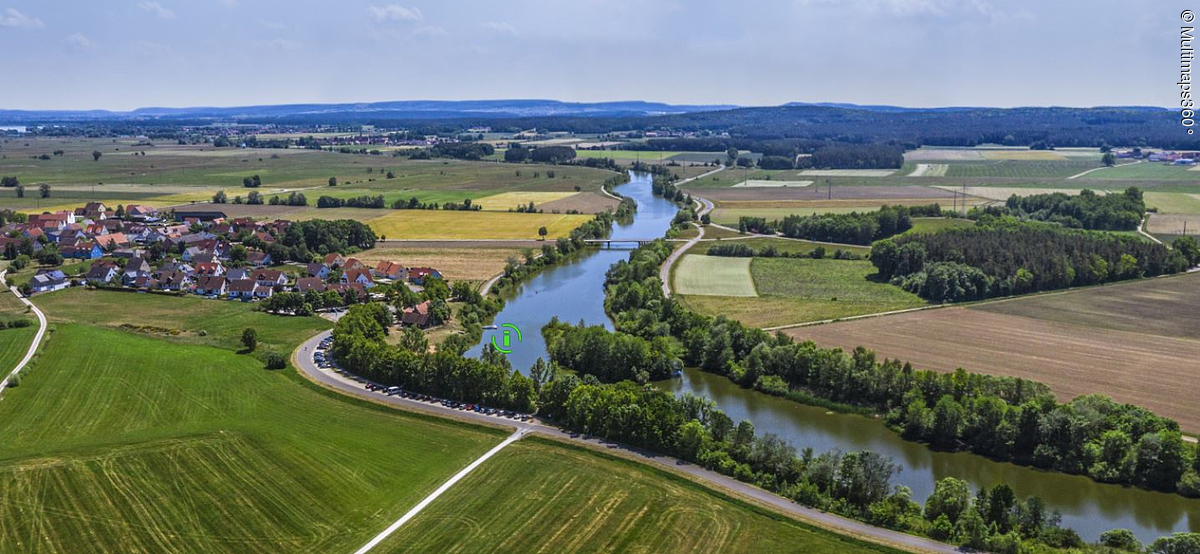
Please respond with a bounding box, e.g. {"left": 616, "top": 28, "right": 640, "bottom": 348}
{"left": 400, "top": 300, "right": 432, "bottom": 328}
{"left": 340, "top": 269, "right": 374, "bottom": 289}
{"left": 251, "top": 269, "right": 288, "bottom": 288}
{"left": 227, "top": 279, "right": 258, "bottom": 301}
{"left": 245, "top": 251, "right": 272, "bottom": 267}
{"left": 85, "top": 264, "right": 118, "bottom": 285}
{"left": 29, "top": 270, "right": 69, "bottom": 294}
{"left": 306, "top": 263, "right": 330, "bottom": 279}
{"left": 295, "top": 277, "right": 326, "bottom": 293}
{"left": 194, "top": 276, "right": 228, "bottom": 296}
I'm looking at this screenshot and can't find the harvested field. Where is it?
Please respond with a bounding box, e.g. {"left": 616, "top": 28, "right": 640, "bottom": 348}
{"left": 792, "top": 274, "right": 1200, "bottom": 431}
{"left": 368, "top": 210, "right": 591, "bottom": 240}
{"left": 673, "top": 255, "right": 756, "bottom": 297}
{"left": 355, "top": 246, "right": 526, "bottom": 282}
{"left": 538, "top": 191, "right": 619, "bottom": 213}
{"left": 904, "top": 148, "right": 986, "bottom": 161}
{"left": 472, "top": 191, "right": 577, "bottom": 210}
{"left": 731, "top": 179, "right": 813, "bottom": 188}
{"left": 798, "top": 169, "right": 896, "bottom": 177}
{"left": 693, "top": 185, "right": 956, "bottom": 203}
{"left": 982, "top": 150, "right": 1067, "bottom": 161}
{"left": 1146, "top": 213, "right": 1200, "bottom": 235}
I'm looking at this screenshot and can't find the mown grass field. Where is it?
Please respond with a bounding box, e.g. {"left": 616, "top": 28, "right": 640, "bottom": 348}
{"left": 377, "top": 438, "right": 896, "bottom": 554}
{"left": 1145, "top": 192, "right": 1200, "bottom": 214}
{"left": 673, "top": 255, "right": 756, "bottom": 297}
{"left": 34, "top": 288, "right": 327, "bottom": 355}
{"left": 680, "top": 258, "right": 926, "bottom": 328}
{"left": 691, "top": 237, "right": 871, "bottom": 257}
{"left": 944, "top": 160, "right": 1103, "bottom": 179}
{"left": 0, "top": 319, "right": 506, "bottom": 553}
{"left": 0, "top": 287, "right": 35, "bottom": 372}
{"left": 903, "top": 217, "right": 975, "bottom": 234}
{"left": 795, "top": 273, "right": 1200, "bottom": 431}
{"left": 1081, "top": 162, "right": 1200, "bottom": 181}
{"left": 368, "top": 210, "right": 592, "bottom": 240}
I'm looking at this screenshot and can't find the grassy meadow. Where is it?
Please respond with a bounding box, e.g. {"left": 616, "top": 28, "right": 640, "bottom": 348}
{"left": 672, "top": 255, "right": 756, "bottom": 297}
{"left": 378, "top": 438, "right": 897, "bottom": 554}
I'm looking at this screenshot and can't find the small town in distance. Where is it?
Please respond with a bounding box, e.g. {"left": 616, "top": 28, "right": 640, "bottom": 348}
{"left": 1, "top": 2, "right": 1199, "bottom": 553}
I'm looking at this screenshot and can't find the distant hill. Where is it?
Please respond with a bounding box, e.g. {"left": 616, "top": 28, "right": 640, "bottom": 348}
{"left": 0, "top": 99, "right": 738, "bottom": 123}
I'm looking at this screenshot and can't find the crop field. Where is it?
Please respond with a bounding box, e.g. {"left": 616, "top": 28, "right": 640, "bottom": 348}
{"left": 355, "top": 245, "right": 527, "bottom": 282}
{"left": 678, "top": 169, "right": 798, "bottom": 189}
{"left": 904, "top": 217, "right": 975, "bottom": 234}
{"left": 981, "top": 150, "right": 1067, "bottom": 161}
{"left": 793, "top": 274, "right": 1200, "bottom": 431}
{"left": 696, "top": 185, "right": 955, "bottom": 203}
{"left": 472, "top": 191, "right": 579, "bottom": 210}
{"left": 679, "top": 258, "right": 924, "bottom": 328}
{"left": 1146, "top": 213, "right": 1200, "bottom": 236}
{"left": 1081, "top": 162, "right": 1200, "bottom": 181}
{"left": 0, "top": 320, "right": 505, "bottom": 553}
{"left": 798, "top": 169, "right": 897, "bottom": 177}
{"left": 932, "top": 186, "right": 1112, "bottom": 202}
{"left": 537, "top": 191, "right": 619, "bottom": 213}
{"left": 944, "top": 160, "right": 1103, "bottom": 179}
{"left": 673, "top": 255, "right": 756, "bottom": 297}
{"left": 691, "top": 237, "right": 870, "bottom": 257}
{"left": 906, "top": 163, "right": 948, "bottom": 177}
{"left": 376, "top": 438, "right": 893, "bottom": 554}
{"left": 1145, "top": 192, "right": 1200, "bottom": 214}
{"left": 731, "top": 179, "right": 813, "bottom": 188}
{"left": 0, "top": 137, "right": 619, "bottom": 214}
{"left": 368, "top": 210, "right": 592, "bottom": 240}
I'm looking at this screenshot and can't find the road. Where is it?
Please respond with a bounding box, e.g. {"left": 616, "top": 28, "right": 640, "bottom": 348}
{"left": 1068, "top": 159, "right": 1143, "bottom": 180}
{"left": 658, "top": 195, "right": 716, "bottom": 297}
{"left": 1138, "top": 213, "right": 1164, "bottom": 245}
{"left": 0, "top": 271, "right": 49, "bottom": 394}
{"left": 292, "top": 330, "right": 958, "bottom": 554}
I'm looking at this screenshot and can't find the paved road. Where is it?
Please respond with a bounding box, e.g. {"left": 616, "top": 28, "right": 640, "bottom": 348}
{"left": 0, "top": 271, "right": 49, "bottom": 394}
{"left": 292, "top": 330, "right": 958, "bottom": 553}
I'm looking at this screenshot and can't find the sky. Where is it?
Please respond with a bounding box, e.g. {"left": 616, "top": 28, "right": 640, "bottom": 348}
{"left": 0, "top": 0, "right": 1187, "bottom": 110}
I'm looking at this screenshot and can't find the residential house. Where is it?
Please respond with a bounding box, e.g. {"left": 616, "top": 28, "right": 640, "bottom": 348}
{"left": 245, "top": 250, "right": 272, "bottom": 267}
{"left": 195, "top": 262, "right": 225, "bottom": 277}
{"left": 193, "top": 276, "right": 228, "bottom": 296}
{"left": 227, "top": 279, "right": 258, "bottom": 301}
{"left": 62, "top": 241, "right": 103, "bottom": 260}
{"left": 340, "top": 268, "right": 374, "bottom": 289}
{"left": 96, "top": 232, "right": 129, "bottom": 251}
{"left": 126, "top": 205, "right": 158, "bottom": 220}
{"left": 85, "top": 264, "right": 118, "bottom": 285}
{"left": 400, "top": 300, "right": 432, "bottom": 328}
{"left": 295, "top": 277, "right": 326, "bottom": 293}
{"left": 323, "top": 253, "right": 346, "bottom": 268}
{"left": 251, "top": 269, "right": 288, "bottom": 288}
{"left": 122, "top": 257, "right": 151, "bottom": 286}
{"left": 342, "top": 257, "right": 366, "bottom": 272}
{"left": 408, "top": 267, "right": 443, "bottom": 285}
{"left": 29, "top": 270, "right": 69, "bottom": 294}
{"left": 373, "top": 261, "right": 407, "bottom": 281}
{"left": 306, "top": 263, "right": 330, "bottom": 279}
{"left": 157, "top": 272, "right": 190, "bottom": 292}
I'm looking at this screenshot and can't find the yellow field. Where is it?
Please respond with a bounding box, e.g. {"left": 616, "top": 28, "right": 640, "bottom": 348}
{"left": 368, "top": 210, "right": 591, "bottom": 239}
{"left": 355, "top": 246, "right": 526, "bottom": 281}
{"left": 473, "top": 191, "right": 578, "bottom": 210}
{"left": 981, "top": 150, "right": 1067, "bottom": 161}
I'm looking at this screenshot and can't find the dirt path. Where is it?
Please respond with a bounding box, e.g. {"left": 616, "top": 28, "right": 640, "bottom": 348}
{"left": 0, "top": 271, "right": 48, "bottom": 395}
{"left": 1067, "top": 159, "right": 1143, "bottom": 180}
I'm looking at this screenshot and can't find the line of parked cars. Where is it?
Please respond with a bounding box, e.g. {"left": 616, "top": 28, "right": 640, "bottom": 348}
{"left": 313, "top": 335, "right": 530, "bottom": 422}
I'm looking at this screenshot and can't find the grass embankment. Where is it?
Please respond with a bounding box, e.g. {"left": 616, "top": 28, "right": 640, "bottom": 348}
{"left": 0, "top": 297, "right": 505, "bottom": 552}
{"left": 679, "top": 258, "right": 927, "bottom": 328}
{"left": 377, "top": 438, "right": 899, "bottom": 554}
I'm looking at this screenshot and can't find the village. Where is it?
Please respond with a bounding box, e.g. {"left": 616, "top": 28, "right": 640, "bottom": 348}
{"left": 1, "top": 202, "right": 444, "bottom": 328}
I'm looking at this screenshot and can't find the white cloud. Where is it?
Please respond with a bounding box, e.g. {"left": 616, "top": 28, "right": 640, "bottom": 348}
{"left": 367, "top": 4, "right": 423, "bottom": 23}
{"left": 0, "top": 8, "right": 45, "bottom": 28}
{"left": 481, "top": 21, "right": 518, "bottom": 36}
{"left": 63, "top": 33, "right": 93, "bottom": 50}
{"left": 138, "top": 1, "right": 176, "bottom": 20}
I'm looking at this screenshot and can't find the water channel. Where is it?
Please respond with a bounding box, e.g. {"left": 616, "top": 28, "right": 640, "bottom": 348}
{"left": 469, "top": 171, "right": 1200, "bottom": 543}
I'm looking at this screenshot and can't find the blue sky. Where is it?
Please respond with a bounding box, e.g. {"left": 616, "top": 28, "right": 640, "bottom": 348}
{"left": 0, "top": 0, "right": 1184, "bottom": 110}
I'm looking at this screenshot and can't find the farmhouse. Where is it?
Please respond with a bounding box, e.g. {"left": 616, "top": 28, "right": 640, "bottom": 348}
{"left": 400, "top": 300, "right": 432, "bottom": 328}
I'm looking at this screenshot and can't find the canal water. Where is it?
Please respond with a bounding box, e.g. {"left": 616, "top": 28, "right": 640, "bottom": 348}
{"left": 471, "top": 171, "right": 1200, "bottom": 543}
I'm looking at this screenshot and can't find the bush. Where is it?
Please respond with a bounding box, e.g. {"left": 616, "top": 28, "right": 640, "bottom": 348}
{"left": 264, "top": 352, "right": 287, "bottom": 370}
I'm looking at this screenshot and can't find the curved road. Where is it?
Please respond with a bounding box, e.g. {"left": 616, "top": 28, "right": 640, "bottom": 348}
{"left": 0, "top": 271, "right": 49, "bottom": 393}
{"left": 292, "top": 330, "right": 958, "bottom": 553}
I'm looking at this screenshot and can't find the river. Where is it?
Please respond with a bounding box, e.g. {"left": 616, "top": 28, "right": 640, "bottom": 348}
{"left": 470, "top": 171, "right": 1200, "bottom": 543}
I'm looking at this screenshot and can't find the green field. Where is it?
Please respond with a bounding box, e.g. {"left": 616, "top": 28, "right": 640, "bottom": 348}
{"left": 368, "top": 210, "right": 592, "bottom": 240}
{"left": 673, "top": 255, "right": 757, "bottom": 297}
{"left": 680, "top": 258, "right": 927, "bottom": 328}
{"left": 0, "top": 137, "right": 618, "bottom": 213}
{"left": 903, "top": 217, "right": 975, "bottom": 234}
{"left": 1145, "top": 192, "right": 1200, "bottom": 214}
{"left": 377, "top": 438, "right": 894, "bottom": 553}
{"left": 1081, "top": 162, "right": 1200, "bottom": 181}
{"left": 944, "top": 160, "right": 1102, "bottom": 179}
{"left": 0, "top": 288, "right": 35, "bottom": 374}
{"left": 691, "top": 237, "right": 870, "bottom": 257}
{"left": 0, "top": 293, "right": 506, "bottom": 553}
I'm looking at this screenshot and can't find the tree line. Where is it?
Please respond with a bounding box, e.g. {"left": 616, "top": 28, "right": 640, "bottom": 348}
{"left": 870, "top": 221, "right": 1190, "bottom": 302}
{"left": 970, "top": 187, "right": 1146, "bottom": 231}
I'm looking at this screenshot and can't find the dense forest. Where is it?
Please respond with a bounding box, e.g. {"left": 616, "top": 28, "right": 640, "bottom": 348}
{"left": 776, "top": 205, "right": 916, "bottom": 245}
{"left": 871, "top": 222, "right": 1191, "bottom": 301}
{"left": 247, "top": 219, "right": 376, "bottom": 262}
{"left": 969, "top": 188, "right": 1146, "bottom": 231}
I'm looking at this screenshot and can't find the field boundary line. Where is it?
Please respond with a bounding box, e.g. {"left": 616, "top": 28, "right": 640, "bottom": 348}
{"left": 353, "top": 429, "right": 526, "bottom": 554}
{"left": 1067, "top": 159, "right": 1143, "bottom": 180}
{"left": 0, "top": 271, "right": 49, "bottom": 395}
{"left": 1138, "top": 213, "right": 1164, "bottom": 245}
